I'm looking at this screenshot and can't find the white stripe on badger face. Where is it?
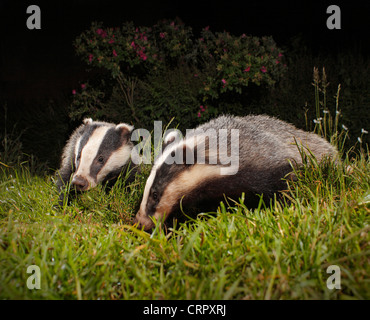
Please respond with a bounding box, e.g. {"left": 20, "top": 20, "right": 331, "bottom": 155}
{"left": 155, "top": 163, "right": 223, "bottom": 216}
{"left": 136, "top": 163, "right": 224, "bottom": 230}
{"left": 138, "top": 163, "right": 159, "bottom": 216}
{"left": 73, "top": 126, "right": 110, "bottom": 189}
{"left": 96, "top": 144, "right": 132, "bottom": 183}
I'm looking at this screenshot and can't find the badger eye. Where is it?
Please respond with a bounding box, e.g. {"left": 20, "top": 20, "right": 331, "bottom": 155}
{"left": 98, "top": 156, "right": 104, "bottom": 163}
{"left": 152, "top": 192, "right": 158, "bottom": 201}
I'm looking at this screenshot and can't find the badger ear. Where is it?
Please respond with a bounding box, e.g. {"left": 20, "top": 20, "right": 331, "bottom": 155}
{"left": 83, "top": 118, "right": 93, "bottom": 125}
{"left": 116, "top": 123, "right": 134, "bottom": 140}
{"left": 163, "top": 129, "right": 183, "bottom": 150}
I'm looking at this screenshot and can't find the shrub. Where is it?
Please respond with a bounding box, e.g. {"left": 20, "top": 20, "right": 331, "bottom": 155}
{"left": 71, "top": 19, "right": 286, "bottom": 129}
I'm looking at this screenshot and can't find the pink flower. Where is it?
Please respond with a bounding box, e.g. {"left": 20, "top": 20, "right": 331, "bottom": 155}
{"left": 109, "top": 38, "right": 115, "bottom": 44}
{"left": 96, "top": 28, "right": 107, "bottom": 38}
{"left": 81, "top": 84, "right": 86, "bottom": 89}
{"left": 197, "top": 112, "right": 201, "bottom": 117}
{"left": 113, "top": 49, "right": 117, "bottom": 57}
{"left": 244, "top": 66, "right": 251, "bottom": 72}
{"left": 159, "top": 32, "right": 165, "bottom": 39}
{"left": 261, "top": 66, "right": 267, "bottom": 73}
{"left": 131, "top": 41, "right": 136, "bottom": 48}
{"left": 72, "top": 89, "right": 76, "bottom": 95}
{"left": 278, "top": 52, "right": 283, "bottom": 57}
{"left": 275, "top": 59, "right": 280, "bottom": 64}
{"left": 138, "top": 51, "right": 147, "bottom": 61}
{"left": 88, "top": 54, "right": 93, "bottom": 62}
{"left": 221, "top": 79, "right": 227, "bottom": 84}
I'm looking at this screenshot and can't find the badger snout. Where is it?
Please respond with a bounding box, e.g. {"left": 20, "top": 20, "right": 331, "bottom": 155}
{"left": 72, "top": 175, "right": 90, "bottom": 191}
{"left": 134, "top": 210, "right": 155, "bottom": 231}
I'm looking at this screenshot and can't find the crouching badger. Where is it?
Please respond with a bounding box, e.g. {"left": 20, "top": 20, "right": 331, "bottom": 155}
{"left": 56, "top": 118, "right": 136, "bottom": 205}
{"left": 134, "top": 114, "right": 338, "bottom": 231}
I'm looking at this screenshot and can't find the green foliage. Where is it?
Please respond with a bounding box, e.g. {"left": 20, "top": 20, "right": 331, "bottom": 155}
{"left": 134, "top": 65, "right": 204, "bottom": 129}
{"left": 70, "top": 19, "right": 286, "bottom": 129}
{"left": 196, "top": 28, "right": 285, "bottom": 100}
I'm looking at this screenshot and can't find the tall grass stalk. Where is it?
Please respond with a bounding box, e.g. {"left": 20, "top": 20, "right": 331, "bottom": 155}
{"left": 312, "top": 67, "right": 349, "bottom": 154}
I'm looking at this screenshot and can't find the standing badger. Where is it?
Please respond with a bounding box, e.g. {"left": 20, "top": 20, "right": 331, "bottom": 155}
{"left": 56, "top": 118, "right": 136, "bottom": 205}
{"left": 134, "top": 114, "right": 338, "bottom": 231}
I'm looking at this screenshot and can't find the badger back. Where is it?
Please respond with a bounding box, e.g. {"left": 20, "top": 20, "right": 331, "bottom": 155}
{"left": 56, "top": 118, "right": 134, "bottom": 202}
{"left": 225, "top": 115, "right": 339, "bottom": 168}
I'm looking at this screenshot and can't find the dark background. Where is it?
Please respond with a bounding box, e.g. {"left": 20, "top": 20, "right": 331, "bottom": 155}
{"left": 0, "top": 0, "right": 369, "bottom": 167}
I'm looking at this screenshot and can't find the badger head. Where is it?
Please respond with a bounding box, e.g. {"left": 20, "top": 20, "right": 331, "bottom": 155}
{"left": 71, "top": 118, "right": 134, "bottom": 191}
{"left": 134, "top": 132, "right": 192, "bottom": 231}
{"left": 134, "top": 129, "right": 238, "bottom": 231}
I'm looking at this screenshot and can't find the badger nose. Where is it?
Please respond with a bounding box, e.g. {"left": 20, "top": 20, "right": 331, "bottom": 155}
{"left": 72, "top": 175, "right": 89, "bottom": 191}
{"left": 134, "top": 211, "right": 155, "bottom": 231}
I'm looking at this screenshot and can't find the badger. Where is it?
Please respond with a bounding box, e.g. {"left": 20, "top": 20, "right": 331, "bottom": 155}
{"left": 134, "top": 114, "right": 338, "bottom": 231}
{"left": 55, "top": 118, "right": 136, "bottom": 205}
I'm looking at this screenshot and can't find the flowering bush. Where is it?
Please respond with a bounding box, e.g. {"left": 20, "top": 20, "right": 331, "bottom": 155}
{"left": 196, "top": 28, "right": 286, "bottom": 101}
{"left": 74, "top": 19, "right": 194, "bottom": 78}
{"left": 71, "top": 19, "right": 286, "bottom": 128}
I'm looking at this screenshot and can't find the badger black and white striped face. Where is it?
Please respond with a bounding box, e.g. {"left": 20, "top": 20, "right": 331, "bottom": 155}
{"left": 134, "top": 131, "right": 239, "bottom": 231}
{"left": 71, "top": 118, "right": 133, "bottom": 191}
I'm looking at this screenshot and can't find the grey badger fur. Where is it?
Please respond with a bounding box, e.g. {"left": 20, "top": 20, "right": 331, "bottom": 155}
{"left": 134, "top": 114, "right": 338, "bottom": 231}
{"left": 56, "top": 118, "right": 136, "bottom": 205}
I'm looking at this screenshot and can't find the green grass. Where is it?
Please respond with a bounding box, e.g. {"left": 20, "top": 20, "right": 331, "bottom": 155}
{"left": 0, "top": 144, "right": 369, "bottom": 300}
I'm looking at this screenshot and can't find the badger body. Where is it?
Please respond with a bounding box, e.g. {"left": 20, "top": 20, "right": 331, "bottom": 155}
{"left": 134, "top": 114, "right": 338, "bottom": 231}
{"left": 56, "top": 118, "right": 136, "bottom": 205}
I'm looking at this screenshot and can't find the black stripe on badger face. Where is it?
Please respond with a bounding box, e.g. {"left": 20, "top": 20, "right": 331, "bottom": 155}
{"left": 144, "top": 161, "right": 187, "bottom": 217}
{"left": 89, "top": 127, "right": 130, "bottom": 181}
